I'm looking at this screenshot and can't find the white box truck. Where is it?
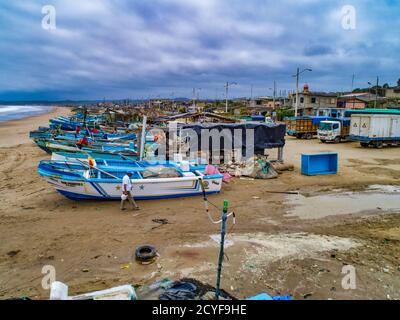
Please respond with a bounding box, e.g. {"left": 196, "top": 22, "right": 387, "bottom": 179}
{"left": 317, "top": 118, "right": 351, "bottom": 143}
{"left": 350, "top": 112, "right": 400, "bottom": 148}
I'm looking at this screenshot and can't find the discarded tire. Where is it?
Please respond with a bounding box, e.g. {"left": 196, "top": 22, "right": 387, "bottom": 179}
{"left": 135, "top": 245, "right": 157, "bottom": 262}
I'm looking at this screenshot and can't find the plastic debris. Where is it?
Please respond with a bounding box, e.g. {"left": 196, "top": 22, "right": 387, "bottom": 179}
{"left": 159, "top": 281, "right": 197, "bottom": 300}
{"left": 247, "top": 293, "right": 294, "bottom": 300}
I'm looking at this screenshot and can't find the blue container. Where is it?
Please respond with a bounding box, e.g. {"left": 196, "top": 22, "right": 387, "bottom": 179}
{"left": 301, "top": 153, "right": 338, "bottom": 176}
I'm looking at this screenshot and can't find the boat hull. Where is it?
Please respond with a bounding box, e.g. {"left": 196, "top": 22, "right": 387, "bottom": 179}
{"left": 43, "top": 175, "right": 222, "bottom": 201}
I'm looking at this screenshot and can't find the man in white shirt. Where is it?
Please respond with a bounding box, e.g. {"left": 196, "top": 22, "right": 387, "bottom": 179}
{"left": 120, "top": 171, "right": 140, "bottom": 211}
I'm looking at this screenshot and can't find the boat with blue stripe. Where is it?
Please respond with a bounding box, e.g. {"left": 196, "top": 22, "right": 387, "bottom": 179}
{"left": 38, "top": 160, "right": 223, "bottom": 201}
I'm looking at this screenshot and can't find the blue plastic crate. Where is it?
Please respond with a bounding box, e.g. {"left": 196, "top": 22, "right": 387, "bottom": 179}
{"left": 301, "top": 153, "right": 338, "bottom": 176}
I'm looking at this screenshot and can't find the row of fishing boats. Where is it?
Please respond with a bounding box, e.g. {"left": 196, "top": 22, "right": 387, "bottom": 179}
{"left": 32, "top": 114, "right": 223, "bottom": 201}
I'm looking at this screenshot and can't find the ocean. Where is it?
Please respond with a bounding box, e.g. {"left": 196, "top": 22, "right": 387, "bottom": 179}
{"left": 0, "top": 105, "right": 53, "bottom": 122}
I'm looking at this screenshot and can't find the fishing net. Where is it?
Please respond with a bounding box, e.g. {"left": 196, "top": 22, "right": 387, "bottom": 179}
{"left": 141, "top": 167, "right": 181, "bottom": 179}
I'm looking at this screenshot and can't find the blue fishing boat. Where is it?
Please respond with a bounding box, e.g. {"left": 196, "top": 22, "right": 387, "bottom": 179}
{"left": 34, "top": 138, "right": 137, "bottom": 156}
{"left": 52, "top": 151, "right": 138, "bottom": 162}
{"left": 30, "top": 128, "right": 136, "bottom": 142}
{"left": 38, "top": 160, "right": 223, "bottom": 200}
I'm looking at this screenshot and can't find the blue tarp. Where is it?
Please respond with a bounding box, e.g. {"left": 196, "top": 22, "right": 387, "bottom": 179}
{"left": 247, "top": 293, "right": 294, "bottom": 300}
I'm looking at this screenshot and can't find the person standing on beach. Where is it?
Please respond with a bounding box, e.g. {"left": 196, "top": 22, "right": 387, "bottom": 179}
{"left": 75, "top": 126, "right": 81, "bottom": 138}
{"left": 121, "top": 171, "right": 140, "bottom": 211}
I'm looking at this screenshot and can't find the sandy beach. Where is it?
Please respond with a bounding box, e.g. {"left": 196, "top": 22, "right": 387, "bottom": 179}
{"left": 0, "top": 109, "right": 399, "bottom": 300}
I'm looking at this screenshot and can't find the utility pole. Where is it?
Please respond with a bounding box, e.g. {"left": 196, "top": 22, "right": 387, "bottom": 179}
{"left": 250, "top": 84, "right": 254, "bottom": 108}
{"left": 224, "top": 82, "right": 237, "bottom": 113}
{"left": 375, "top": 76, "right": 379, "bottom": 108}
{"left": 196, "top": 88, "right": 202, "bottom": 113}
{"left": 293, "top": 68, "right": 312, "bottom": 117}
{"left": 351, "top": 74, "right": 355, "bottom": 92}
{"left": 225, "top": 82, "right": 229, "bottom": 113}
{"left": 295, "top": 68, "right": 299, "bottom": 117}
{"left": 273, "top": 81, "right": 276, "bottom": 110}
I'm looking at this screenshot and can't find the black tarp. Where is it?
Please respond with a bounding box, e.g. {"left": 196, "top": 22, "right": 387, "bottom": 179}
{"left": 177, "top": 122, "right": 286, "bottom": 155}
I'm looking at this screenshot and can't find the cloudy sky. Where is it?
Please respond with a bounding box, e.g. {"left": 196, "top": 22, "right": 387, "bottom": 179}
{"left": 0, "top": 0, "right": 399, "bottom": 100}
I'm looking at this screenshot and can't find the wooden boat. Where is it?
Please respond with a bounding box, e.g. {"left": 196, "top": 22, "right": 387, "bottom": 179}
{"left": 30, "top": 127, "right": 136, "bottom": 142}
{"left": 51, "top": 151, "right": 138, "bottom": 162}
{"left": 34, "top": 138, "right": 137, "bottom": 156}
{"left": 38, "top": 160, "right": 223, "bottom": 200}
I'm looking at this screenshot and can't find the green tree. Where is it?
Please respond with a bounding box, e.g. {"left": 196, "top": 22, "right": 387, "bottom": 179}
{"left": 397, "top": 78, "right": 400, "bottom": 87}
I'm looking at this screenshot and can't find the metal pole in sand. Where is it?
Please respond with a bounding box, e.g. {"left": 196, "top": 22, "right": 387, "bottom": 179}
{"left": 215, "top": 200, "right": 228, "bottom": 300}
{"left": 139, "top": 116, "right": 147, "bottom": 161}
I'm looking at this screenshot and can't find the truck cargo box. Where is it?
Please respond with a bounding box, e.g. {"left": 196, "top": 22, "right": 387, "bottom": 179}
{"left": 285, "top": 116, "right": 335, "bottom": 139}
{"left": 350, "top": 114, "right": 400, "bottom": 139}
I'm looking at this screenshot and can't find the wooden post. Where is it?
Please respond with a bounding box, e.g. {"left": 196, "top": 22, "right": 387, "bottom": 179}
{"left": 278, "top": 147, "right": 284, "bottom": 163}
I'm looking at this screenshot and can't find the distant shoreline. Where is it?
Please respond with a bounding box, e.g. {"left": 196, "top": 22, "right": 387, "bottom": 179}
{"left": 0, "top": 105, "right": 59, "bottom": 123}
{"left": 0, "top": 107, "right": 71, "bottom": 147}
{"left": 0, "top": 106, "right": 58, "bottom": 128}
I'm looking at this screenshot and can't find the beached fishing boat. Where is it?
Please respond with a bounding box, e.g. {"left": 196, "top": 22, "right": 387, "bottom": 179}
{"left": 30, "top": 127, "right": 136, "bottom": 141}
{"left": 52, "top": 151, "right": 138, "bottom": 162}
{"left": 38, "top": 160, "right": 223, "bottom": 200}
{"left": 34, "top": 138, "right": 137, "bottom": 156}
{"left": 49, "top": 115, "right": 104, "bottom": 131}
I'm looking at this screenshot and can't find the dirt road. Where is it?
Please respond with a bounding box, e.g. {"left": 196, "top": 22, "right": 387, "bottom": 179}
{"left": 0, "top": 114, "right": 399, "bottom": 300}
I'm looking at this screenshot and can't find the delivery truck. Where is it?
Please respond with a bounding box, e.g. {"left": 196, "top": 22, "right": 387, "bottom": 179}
{"left": 348, "top": 110, "right": 400, "bottom": 148}
{"left": 285, "top": 116, "right": 335, "bottom": 139}
{"left": 317, "top": 118, "right": 351, "bottom": 143}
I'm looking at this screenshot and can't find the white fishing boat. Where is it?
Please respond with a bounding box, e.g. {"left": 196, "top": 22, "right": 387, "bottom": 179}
{"left": 38, "top": 159, "right": 223, "bottom": 200}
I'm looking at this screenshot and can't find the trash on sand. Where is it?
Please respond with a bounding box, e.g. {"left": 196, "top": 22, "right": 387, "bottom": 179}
{"left": 81, "top": 268, "right": 90, "bottom": 273}
{"left": 252, "top": 196, "right": 261, "bottom": 200}
{"left": 219, "top": 156, "right": 279, "bottom": 179}
{"left": 159, "top": 281, "right": 197, "bottom": 300}
{"left": 264, "top": 190, "right": 300, "bottom": 195}
{"left": 247, "top": 293, "right": 294, "bottom": 300}
{"left": 135, "top": 245, "right": 157, "bottom": 264}
{"left": 50, "top": 281, "right": 137, "bottom": 300}
{"left": 151, "top": 219, "right": 170, "bottom": 230}
{"left": 121, "top": 263, "right": 131, "bottom": 270}
{"left": 157, "top": 278, "right": 236, "bottom": 301}
{"left": 222, "top": 172, "right": 233, "bottom": 183}
{"left": 271, "top": 162, "right": 294, "bottom": 172}
{"left": 7, "top": 250, "right": 21, "bottom": 258}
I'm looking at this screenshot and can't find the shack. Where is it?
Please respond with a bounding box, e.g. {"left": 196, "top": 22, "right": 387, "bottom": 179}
{"left": 174, "top": 122, "right": 286, "bottom": 162}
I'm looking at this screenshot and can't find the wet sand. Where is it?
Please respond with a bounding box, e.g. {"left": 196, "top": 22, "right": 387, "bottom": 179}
{"left": 0, "top": 112, "right": 399, "bottom": 300}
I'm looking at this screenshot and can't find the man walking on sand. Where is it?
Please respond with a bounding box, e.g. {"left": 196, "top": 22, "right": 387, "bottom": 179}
{"left": 121, "top": 171, "right": 140, "bottom": 211}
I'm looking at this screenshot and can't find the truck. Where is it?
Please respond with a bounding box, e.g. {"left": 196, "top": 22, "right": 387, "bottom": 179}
{"left": 347, "top": 109, "right": 400, "bottom": 148}
{"left": 317, "top": 118, "right": 351, "bottom": 143}
{"left": 285, "top": 116, "right": 335, "bottom": 139}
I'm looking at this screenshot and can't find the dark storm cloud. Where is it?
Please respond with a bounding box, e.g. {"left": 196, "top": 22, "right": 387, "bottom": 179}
{"left": 0, "top": 0, "right": 399, "bottom": 100}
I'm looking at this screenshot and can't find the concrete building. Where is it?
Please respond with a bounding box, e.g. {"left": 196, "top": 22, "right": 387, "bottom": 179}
{"left": 384, "top": 86, "right": 400, "bottom": 99}
{"left": 338, "top": 92, "right": 390, "bottom": 110}
{"left": 251, "top": 97, "right": 284, "bottom": 109}
{"left": 289, "top": 84, "right": 338, "bottom": 116}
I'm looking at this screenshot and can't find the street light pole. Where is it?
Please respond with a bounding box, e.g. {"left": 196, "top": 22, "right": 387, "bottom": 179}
{"left": 225, "top": 82, "right": 237, "bottom": 113}
{"left": 295, "top": 68, "right": 299, "bottom": 117}
{"left": 197, "top": 88, "right": 202, "bottom": 112}
{"left": 225, "top": 82, "right": 229, "bottom": 113}
{"left": 293, "top": 68, "right": 312, "bottom": 117}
